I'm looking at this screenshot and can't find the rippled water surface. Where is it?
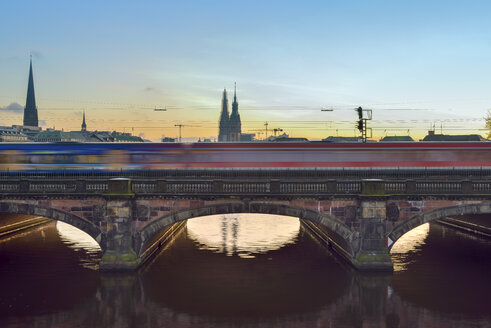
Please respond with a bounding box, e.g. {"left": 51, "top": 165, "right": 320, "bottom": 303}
{"left": 0, "top": 214, "right": 490, "bottom": 327}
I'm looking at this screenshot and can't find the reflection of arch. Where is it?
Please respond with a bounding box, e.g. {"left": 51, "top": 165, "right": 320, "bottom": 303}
{"left": 0, "top": 202, "right": 105, "bottom": 249}
{"left": 135, "top": 202, "right": 354, "bottom": 258}
{"left": 388, "top": 202, "right": 491, "bottom": 248}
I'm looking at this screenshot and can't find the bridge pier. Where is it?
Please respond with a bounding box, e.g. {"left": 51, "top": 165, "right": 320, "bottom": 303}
{"left": 100, "top": 179, "right": 140, "bottom": 272}
{"left": 352, "top": 201, "right": 393, "bottom": 271}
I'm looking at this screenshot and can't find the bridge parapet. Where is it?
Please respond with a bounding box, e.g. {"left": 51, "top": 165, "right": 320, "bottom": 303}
{"left": 1, "top": 178, "right": 491, "bottom": 196}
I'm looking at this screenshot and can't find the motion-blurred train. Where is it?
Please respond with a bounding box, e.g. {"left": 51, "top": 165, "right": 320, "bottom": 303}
{"left": 0, "top": 142, "right": 490, "bottom": 171}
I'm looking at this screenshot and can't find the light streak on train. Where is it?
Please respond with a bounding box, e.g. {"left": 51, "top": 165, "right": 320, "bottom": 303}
{"left": 0, "top": 142, "right": 490, "bottom": 171}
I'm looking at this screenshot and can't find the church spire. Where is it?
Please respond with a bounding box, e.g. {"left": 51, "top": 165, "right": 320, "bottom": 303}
{"left": 229, "top": 82, "right": 241, "bottom": 142}
{"left": 23, "top": 56, "right": 39, "bottom": 127}
{"left": 81, "top": 109, "right": 87, "bottom": 131}
{"left": 218, "top": 88, "right": 230, "bottom": 142}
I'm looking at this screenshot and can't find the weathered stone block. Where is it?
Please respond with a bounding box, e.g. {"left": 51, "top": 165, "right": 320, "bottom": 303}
{"left": 93, "top": 205, "right": 105, "bottom": 220}
{"left": 53, "top": 211, "right": 66, "bottom": 221}
{"left": 33, "top": 207, "right": 48, "bottom": 217}
{"left": 362, "top": 238, "right": 387, "bottom": 251}
{"left": 106, "top": 200, "right": 131, "bottom": 219}
{"left": 361, "top": 201, "right": 386, "bottom": 219}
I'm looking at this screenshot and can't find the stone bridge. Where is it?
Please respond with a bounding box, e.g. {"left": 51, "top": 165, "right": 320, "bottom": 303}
{"left": 0, "top": 174, "right": 490, "bottom": 271}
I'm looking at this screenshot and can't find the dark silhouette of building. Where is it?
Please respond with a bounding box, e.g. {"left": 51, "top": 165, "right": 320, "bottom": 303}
{"left": 422, "top": 130, "right": 485, "bottom": 141}
{"left": 23, "top": 57, "right": 39, "bottom": 127}
{"left": 218, "top": 84, "right": 242, "bottom": 142}
{"left": 81, "top": 110, "right": 87, "bottom": 131}
{"left": 380, "top": 136, "right": 414, "bottom": 142}
{"left": 322, "top": 136, "right": 362, "bottom": 143}
{"left": 228, "top": 83, "right": 241, "bottom": 141}
{"left": 218, "top": 89, "right": 230, "bottom": 141}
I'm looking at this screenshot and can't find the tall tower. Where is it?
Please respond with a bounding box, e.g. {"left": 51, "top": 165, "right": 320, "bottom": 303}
{"left": 228, "top": 82, "right": 241, "bottom": 141}
{"left": 23, "top": 57, "right": 39, "bottom": 127}
{"left": 81, "top": 110, "right": 87, "bottom": 131}
{"left": 218, "top": 89, "right": 230, "bottom": 142}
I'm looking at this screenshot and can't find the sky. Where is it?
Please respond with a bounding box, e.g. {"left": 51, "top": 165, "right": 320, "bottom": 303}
{"left": 1, "top": 0, "right": 491, "bottom": 141}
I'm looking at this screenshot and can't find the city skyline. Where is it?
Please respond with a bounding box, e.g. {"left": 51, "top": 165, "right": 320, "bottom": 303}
{"left": 1, "top": 1, "right": 491, "bottom": 141}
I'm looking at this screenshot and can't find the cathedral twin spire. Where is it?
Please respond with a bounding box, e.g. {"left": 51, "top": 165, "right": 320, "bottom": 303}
{"left": 218, "top": 83, "right": 241, "bottom": 142}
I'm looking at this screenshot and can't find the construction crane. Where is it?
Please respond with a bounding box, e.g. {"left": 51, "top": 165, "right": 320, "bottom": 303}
{"left": 174, "top": 124, "right": 185, "bottom": 142}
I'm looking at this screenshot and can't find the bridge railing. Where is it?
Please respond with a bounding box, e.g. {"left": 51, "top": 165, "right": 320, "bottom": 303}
{"left": 1, "top": 167, "right": 491, "bottom": 180}
{"left": 1, "top": 178, "right": 491, "bottom": 196}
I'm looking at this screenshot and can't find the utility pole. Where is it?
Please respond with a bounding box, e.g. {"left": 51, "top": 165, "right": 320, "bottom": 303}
{"left": 174, "top": 124, "right": 185, "bottom": 142}
{"left": 321, "top": 108, "right": 334, "bottom": 137}
{"left": 264, "top": 122, "right": 269, "bottom": 140}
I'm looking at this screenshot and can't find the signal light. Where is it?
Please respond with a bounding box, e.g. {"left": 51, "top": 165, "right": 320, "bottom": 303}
{"left": 357, "top": 120, "right": 364, "bottom": 132}
{"left": 356, "top": 106, "right": 363, "bottom": 119}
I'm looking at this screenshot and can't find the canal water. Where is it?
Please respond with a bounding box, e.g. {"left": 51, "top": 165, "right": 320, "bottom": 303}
{"left": 0, "top": 213, "right": 490, "bottom": 327}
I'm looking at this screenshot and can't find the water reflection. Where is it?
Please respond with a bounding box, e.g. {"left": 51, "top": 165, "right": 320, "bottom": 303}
{"left": 143, "top": 219, "right": 349, "bottom": 317}
{"left": 56, "top": 221, "right": 101, "bottom": 270}
{"left": 187, "top": 214, "right": 300, "bottom": 258}
{"left": 390, "top": 223, "right": 429, "bottom": 272}
{"left": 391, "top": 223, "right": 491, "bottom": 318}
{"left": 0, "top": 214, "right": 490, "bottom": 327}
{"left": 0, "top": 221, "right": 100, "bottom": 322}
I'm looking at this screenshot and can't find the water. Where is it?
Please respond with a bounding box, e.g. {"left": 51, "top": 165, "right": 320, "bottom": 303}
{"left": 0, "top": 214, "right": 490, "bottom": 327}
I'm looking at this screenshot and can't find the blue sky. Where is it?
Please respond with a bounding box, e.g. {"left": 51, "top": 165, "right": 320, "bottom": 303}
{"left": 1, "top": 0, "right": 490, "bottom": 140}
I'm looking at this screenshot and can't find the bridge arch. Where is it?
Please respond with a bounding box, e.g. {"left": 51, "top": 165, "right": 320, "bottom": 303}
{"left": 0, "top": 202, "right": 105, "bottom": 250}
{"left": 135, "top": 202, "right": 355, "bottom": 258}
{"left": 388, "top": 202, "right": 491, "bottom": 249}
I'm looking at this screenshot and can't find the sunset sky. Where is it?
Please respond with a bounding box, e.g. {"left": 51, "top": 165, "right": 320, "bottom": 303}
{"left": 1, "top": 0, "right": 490, "bottom": 141}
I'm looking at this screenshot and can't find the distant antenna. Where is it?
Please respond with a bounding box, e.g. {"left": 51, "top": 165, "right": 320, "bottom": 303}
{"left": 273, "top": 128, "right": 283, "bottom": 137}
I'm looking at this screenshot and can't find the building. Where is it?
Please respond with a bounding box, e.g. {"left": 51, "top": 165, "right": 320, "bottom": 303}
{"left": 239, "top": 133, "right": 255, "bottom": 142}
{"left": 33, "top": 130, "right": 88, "bottom": 142}
{"left": 162, "top": 137, "right": 177, "bottom": 142}
{"left": 422, "top": 130, "right": 486, "bottom": 142}
{"left": 322, "top": 136, "right": 362, "bottom": 143}
{"left": 0, "top": 127, "right": 29, "bottom": 142}
{"left": 90, "top": 131, "right": 114, "bottom": 142}
{"left": 218, "top": 84, "right": 242, "bottom": 142}
{"left": 23, "top": 58, "right": 39, "bottom": 127}
{"left": 111, "top": 132, "right": 144, "bottom": 142}
{"left": 11, "top": 125, "right": 41, "bottom": 140}
{"left": 379, "top": 136, "right": 414, "bottom": 142}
